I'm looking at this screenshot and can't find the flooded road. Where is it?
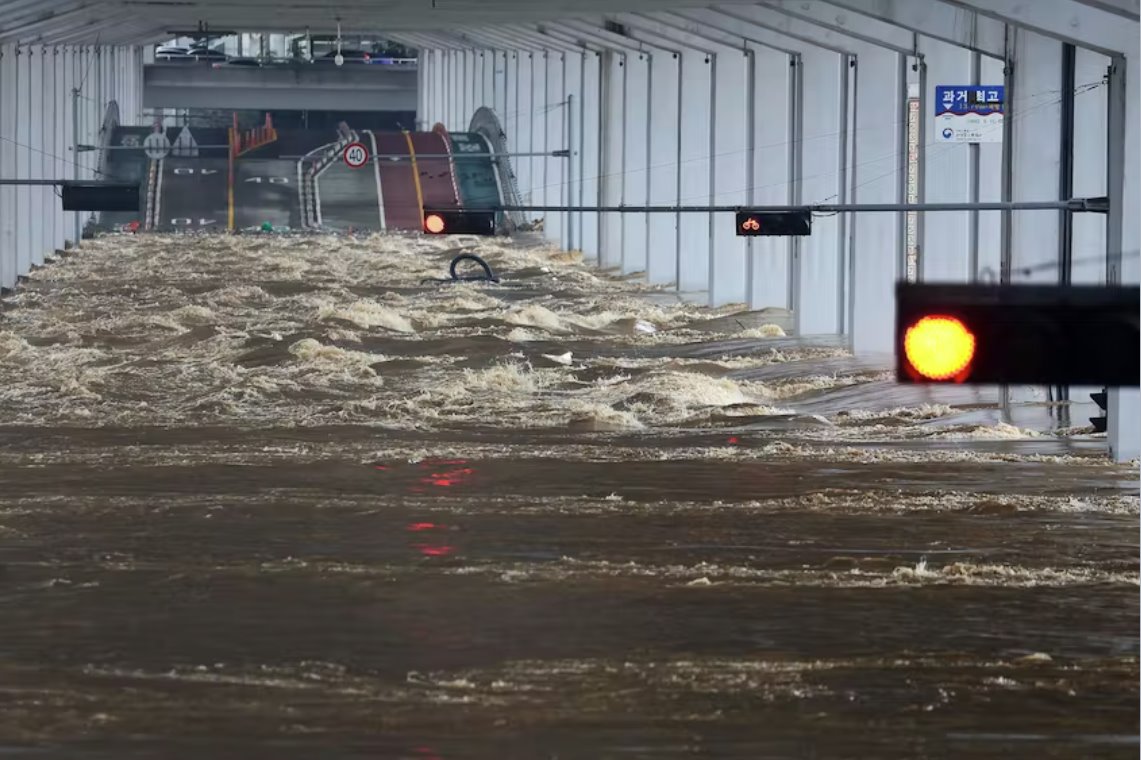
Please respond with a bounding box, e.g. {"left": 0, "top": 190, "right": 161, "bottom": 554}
{"left": 0, "top": 233, "right": 1135, "bottom": 757}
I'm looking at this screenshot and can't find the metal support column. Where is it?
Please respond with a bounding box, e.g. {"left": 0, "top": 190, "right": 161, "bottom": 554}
{"left": 1055, "top": 43, "right": 1077, "bottom": 408}
{"left": 1105, "top": 53, "right": 1140, "bottom": 462}
{"left": 566, "top": 92, "right": 575, "bottom": 251}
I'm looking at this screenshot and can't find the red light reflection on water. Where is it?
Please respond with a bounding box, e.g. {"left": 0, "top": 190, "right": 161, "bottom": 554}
{"left": 426, "top": 466, "right": 475, "bottom": 488}
{"left": 405, "top": 522, "right": 455, "bottom": 557}
{"left": 409, "top": 459, "right": 477, "bottom": 492}
{"left": 373, "top": 459, "right": 478, "bottom": 494}
{"left": 411, "top": 544, "right": 455, "bottom": 557}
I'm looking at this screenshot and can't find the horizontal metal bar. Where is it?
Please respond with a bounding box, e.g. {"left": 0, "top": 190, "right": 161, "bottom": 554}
{"left": 373, "top": 151, "right": 570, "bottom": 160}
{"left": 79, "top": 144, "right": 232, "bottom": 151}
{"left": 0, "top": 179, "right": 140, "bottom": 187}
{"left": 280, "top": 151, "right": 570, "bottom": 160}
{"left": 469, "top": 199, "right": 1108, "bottom": 214}
{"left": 0, "top": 183, "right": 1099, "bottom": 213}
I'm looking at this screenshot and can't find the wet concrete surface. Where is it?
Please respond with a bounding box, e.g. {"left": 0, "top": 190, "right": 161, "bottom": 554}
{"left": 315, "top": 159, "right": 383, "bottom": 232}
{"left": 156, "top": 159, "right": 228, "bottom": 232}
{"left": 0, "top": 233, "right": 1135, "bottom": 757}
{"left": 234, "top": 160, "right": 300, "bottom": 231}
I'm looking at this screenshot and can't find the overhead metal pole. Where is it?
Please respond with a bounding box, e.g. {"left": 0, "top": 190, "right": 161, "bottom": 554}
{"left": 457, "top": 199, "right": 1110, "bottom": 214}
{"left": 77, "top": 144, "right": 231, "bottom": 151}
{"left": 0, "top": 186, "right": 1109, "bottom": 211}
{"left": 279, "top": 150, "right": 572, "bottom": 160}
{"left": 0, "top": 179, "right": 139, "bottom": 186}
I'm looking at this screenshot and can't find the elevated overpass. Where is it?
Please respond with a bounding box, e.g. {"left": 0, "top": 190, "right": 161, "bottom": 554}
{"left": 143, "top": 62, "right": 418, "bottom": 112}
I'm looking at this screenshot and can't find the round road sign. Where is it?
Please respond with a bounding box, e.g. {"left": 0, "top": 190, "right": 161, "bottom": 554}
{"left": 143, "top": 131, "right": 171, "bottom": 161}
{"left": 343, "top": 141, "right": 370, "bottom": 169}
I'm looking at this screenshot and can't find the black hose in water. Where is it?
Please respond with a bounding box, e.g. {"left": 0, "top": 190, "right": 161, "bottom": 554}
{"left": 449, "top": 253, "right": 499, "bottom": 283}
{"left": 421, "top": 253, "right": 500, "bottom": 285}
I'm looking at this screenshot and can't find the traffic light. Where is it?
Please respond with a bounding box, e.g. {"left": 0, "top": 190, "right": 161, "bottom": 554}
{"left": 895, "top": 282, "right": 1139, "bottom": 385}
{"left": 60, "top": 182, "right": 140, "bottom": 212}
{"left": 735, "top": 209, "right": 812, "bottom": 237}
{"left": 422, "top": 209, "right": 496, "bottom": 236}
{"left": 1090, "top": 389, "right": 1108, "bottom": 433}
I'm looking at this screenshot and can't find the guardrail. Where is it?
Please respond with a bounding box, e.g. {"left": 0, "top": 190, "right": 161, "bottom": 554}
{"left": 297, "top": 131, "right": 359, "bottom": 229}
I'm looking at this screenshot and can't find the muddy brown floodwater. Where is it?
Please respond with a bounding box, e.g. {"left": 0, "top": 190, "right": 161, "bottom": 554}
{"left": 0, "top": 233, "right": 1135, "bottom": 758}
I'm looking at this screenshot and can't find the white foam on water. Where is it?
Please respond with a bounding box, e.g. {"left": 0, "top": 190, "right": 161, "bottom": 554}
{"left": 444, "top": 556, "right": 1139, "bottom": 588}
{"left": 505, "top": 304, "right": 569, "bottom": 333}
{"left": 736, "top": 323, "right": 787, "bottom": 338}
{"left": 0, "top": 232, "right": 1115, "bottom": 462}
{"left": 316, "top": 299, "right": 415, "bottom": 333}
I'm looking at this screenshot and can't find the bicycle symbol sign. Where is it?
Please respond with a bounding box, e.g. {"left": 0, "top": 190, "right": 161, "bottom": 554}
{"left": 342, "top": 142, "right": 370, "bottom": 169}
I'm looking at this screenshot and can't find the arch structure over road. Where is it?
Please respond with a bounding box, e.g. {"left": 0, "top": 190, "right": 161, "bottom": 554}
{"left": 0, "top": 0, "right": 1137, "bottom": 459}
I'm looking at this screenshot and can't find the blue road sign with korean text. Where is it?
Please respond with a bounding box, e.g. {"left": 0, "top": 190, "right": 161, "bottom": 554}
{"left": 935, "top": 85, "right": 1004, "bottom": 143}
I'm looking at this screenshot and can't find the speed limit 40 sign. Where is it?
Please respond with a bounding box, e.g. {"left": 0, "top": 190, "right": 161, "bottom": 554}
{"left": 342, "top": 142, "right": 370, "bottom": 169}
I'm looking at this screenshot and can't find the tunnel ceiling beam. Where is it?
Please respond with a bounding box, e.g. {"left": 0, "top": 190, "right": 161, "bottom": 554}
{"left": 823, "top": 0, "right": 1006, "bottom": 57}
{"left": 946, "top": 0, "right": 1139, "bottom": 55}
{"left": 48, "top": 16, "right": 162, "bottom": 45}
{"left": 712, "top": 4, "right": 911, "bottom": 55}
{"left": 1072, "top": 0, "right": 1140, "bottom": 20}
{"left": 387, "top": 32, "right": 464, "bottom": 48}
{"left": 754, "top": 1, "right": 916, "bottom": 54}
{"left": 528, "top": 24, "right": 616, "bottom": 53}
{"left": 1, "top": 6, "right": 146, "bottom": 44}
{"left": 387, "top": 33, "right": 460, "bottom": 50}
{"left": 434, "top": 25, "right": 577, "bottom": 51}
{"left": 495, "top": 26, "right": 584, "bottom": 51}
{"left": 3, "top": 0, "right": 1137, "bottom": 49}
{"left": 648, "top": 10, "right": 827, "bottom": 55}
{"left": 558, "top": 19, "right": 682, "bottom": 55}
{"left": 0, "top": 0, "right": 766, "bottom": 45}
{"left": 405, "top": 30, "right": 500, "bottom": 50}
{"left": 608, "top": 13, "right": 723, "bottom": 55}
{"left": 463, "top": 31, "right": 531, "bottom": 50}
{"left": 0, "top": 0, "right": 94, "bottom": 32}
{"left": 0, "top": 2, "right": 89, "bottom": 39}
{"left": 1, "top": 0, "right": 54, "bottom": 18}
{"left": 665, "top": 9, "right": 805, "bottom": 56}
{"left": 526, "top": 23, "right": 609, "bottom": 54}
{"left": 393, "top": 24, "right": 588, "bottom": 52}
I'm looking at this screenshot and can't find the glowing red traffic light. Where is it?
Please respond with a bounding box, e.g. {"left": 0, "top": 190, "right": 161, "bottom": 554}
{"left": 734, "top": 209, "right": 811, "bottom": 236}
{"left": 424, "top": 213, "right": 446, "bottom": 234}
{"left": 903, "top": 314, "right": 976, "bottom": 381}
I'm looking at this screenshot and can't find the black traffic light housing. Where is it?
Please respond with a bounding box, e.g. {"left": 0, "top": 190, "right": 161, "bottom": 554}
{"left": 60, "top": 182, "right": 141, "bottom": 212}
{"left": 735, "top": 209, "right": 812, "bottom": 237}
{"left": 1090, "top": 389, "right": 1108, "bottom": 433}
{"left": 422, "top": 209, "right": 497, "bottom": 236}
{"left": 895, "top": 282, "right": 1140, "bottom": 385}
